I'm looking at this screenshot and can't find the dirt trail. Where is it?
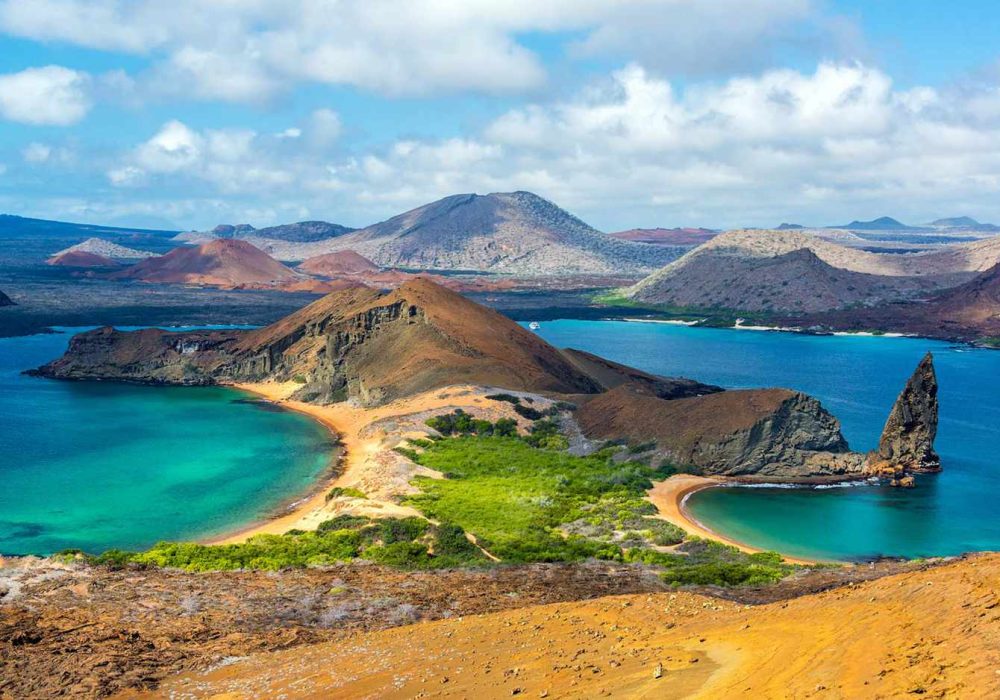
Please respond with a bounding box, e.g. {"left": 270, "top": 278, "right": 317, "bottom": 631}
{"left": 139, "top": 553, "right": 1000, "bottom": 699}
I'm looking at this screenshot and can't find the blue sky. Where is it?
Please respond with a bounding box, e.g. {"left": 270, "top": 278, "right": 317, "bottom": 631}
{"left": 1, "top": 1, "right": 1000, "bottom": 231}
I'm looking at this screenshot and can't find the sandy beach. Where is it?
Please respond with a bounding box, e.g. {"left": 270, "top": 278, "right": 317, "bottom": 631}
{"left": 647, "top": 476, "right": 819, "bottom": 565}
{"left": 208, "top": 382, "right": 543, "bottom": 544}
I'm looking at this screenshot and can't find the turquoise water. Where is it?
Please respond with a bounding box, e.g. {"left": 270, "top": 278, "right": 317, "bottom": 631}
{"left": 0, "top": 329, "right": 334, "bottom": 556}
{"left": 532, "top": 320, "right": 1000, "bottom": 561}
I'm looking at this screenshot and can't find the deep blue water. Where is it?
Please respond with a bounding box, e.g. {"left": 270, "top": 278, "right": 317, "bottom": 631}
{"left": 532, "top": 320, "right": 1000, "bottom": 561}
{"left": 0, "top": 328, "right": 334, "bottom": 556}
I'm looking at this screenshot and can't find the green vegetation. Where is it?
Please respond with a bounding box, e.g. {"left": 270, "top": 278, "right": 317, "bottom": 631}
{"left": 425, "top": 409, "right": 518, "bottom": 438}
{"left": 978, "top": 336, "right": 1000, "bottom": 349}
{"left": 78, "top": 515, "right": 489, "bottom": 572}
{"left": 83, "top": 410, "right": 794, "bottom": 588}
{"left": 325, "top": 486, "right": 367, "bottom": 501}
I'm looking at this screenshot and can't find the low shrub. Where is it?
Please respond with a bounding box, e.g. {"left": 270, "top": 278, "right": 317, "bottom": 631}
{"left": 325, "top": 486, "right": 367, "bottom": 502}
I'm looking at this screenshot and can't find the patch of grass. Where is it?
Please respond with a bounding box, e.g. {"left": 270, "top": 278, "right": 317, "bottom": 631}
{"left": 325, "top": 486, "right": 367, "bottom": 502}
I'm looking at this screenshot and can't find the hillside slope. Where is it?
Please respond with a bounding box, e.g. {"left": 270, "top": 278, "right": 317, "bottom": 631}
{"left": 297, "top": 250, "right": 379, "bottom": 276}
{"left": 110, "top": 239, "right": 302, "bottom": 288}
{"left": 46, "top": 250, "right": 123, "bottom": 268}
{"left": 37, "top": 278, "right": 607, "bottom": 404}
{"left": 53, "top": 237, "right": 158, "bottom": 261}
{"left": 800, "top": 263, "right": 1000, "bottom": 340}
{"left": 0, "top": 288, "right": 13, "bottom": 306}
{"left": 250, "top": 192, "right": 683, "bottom": 274}
{"left": 626, "top": 247, "right": 939, "bottom": 312}
{"left": 145, "top": 553, "right": 1000, "bottom": 699}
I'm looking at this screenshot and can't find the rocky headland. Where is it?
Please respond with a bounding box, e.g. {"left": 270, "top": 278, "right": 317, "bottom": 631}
{"left": 35, "top": 278, "right": 939, "bottom": 485}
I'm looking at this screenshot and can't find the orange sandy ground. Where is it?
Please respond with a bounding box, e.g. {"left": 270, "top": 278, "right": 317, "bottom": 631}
{"left": 132, "top": 552, "right": 1000, "bottom": 699}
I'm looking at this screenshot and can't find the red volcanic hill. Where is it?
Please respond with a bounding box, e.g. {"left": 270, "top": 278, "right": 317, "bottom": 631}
{"left": 609, "top": 227, "right": 717, "bottom": 247}
{"left": 46, "top": 250, "right": 123, "bottom": 268}
{"left": 111, "top": 239, "right": 301, "bottom": 288}
{"left": 298, "top": 250, "right": 379, "bottom": 277}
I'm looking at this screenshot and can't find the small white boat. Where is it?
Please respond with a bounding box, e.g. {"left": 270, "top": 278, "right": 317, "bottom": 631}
{"left": 528, "top": 321, "right": 540, "bottom": 331}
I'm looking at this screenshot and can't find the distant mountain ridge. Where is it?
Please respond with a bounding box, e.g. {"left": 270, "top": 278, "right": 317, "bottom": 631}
{"left": 608, "top": 227, "right": 717, "bottom": 246}
{"left": 249, "top": 191, "right": 683, "bottom": 275}
{"left": 833, "top": 216, "right": 916, "bottom": 231}
{"left": 175, "top": 221, "right": 356, "bottom": 245}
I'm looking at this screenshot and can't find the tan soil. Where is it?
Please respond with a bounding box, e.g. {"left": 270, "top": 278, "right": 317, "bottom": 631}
{"left": 140, "top": 553, "right": 1000, "bottom": 699}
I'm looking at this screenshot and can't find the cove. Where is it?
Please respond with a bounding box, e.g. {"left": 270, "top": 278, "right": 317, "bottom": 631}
{"left": 531, "top": 320, "right": 1000, "bottom": 561}
{"left": 0, "top": 328, "right": 334, "bottom": 556}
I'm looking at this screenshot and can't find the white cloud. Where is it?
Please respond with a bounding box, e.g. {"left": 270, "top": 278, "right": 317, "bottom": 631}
{"left": 0, "top": 65, "right": 91, "bottom": 125}
{"left": 0, "top": 0, "right": 854, "bottom": 102}
{"left": 22, "top": 142, "right": 52, "bottom": 163}
{"left": 48, "top": 59, "right": 1000, "bottom": 229}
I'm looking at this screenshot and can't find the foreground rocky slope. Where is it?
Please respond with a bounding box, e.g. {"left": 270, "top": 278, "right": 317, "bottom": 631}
{"left": 135, "top": 553, "right": 1000, "bottom": 699}
{"left": 0, "top": 555, "right": 940, "bottom": 699}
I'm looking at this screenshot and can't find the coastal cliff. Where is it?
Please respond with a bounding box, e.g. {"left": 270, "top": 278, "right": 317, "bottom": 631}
{"left": 577, "top": 383, "right": 865, "bottom": 478}
{"left": 865, "top": 353, "right": 940, "bottom": 486}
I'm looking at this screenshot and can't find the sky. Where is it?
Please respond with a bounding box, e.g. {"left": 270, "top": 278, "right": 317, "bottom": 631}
{"left": 1, "top": 0, "right": 1000, "bottom": 232}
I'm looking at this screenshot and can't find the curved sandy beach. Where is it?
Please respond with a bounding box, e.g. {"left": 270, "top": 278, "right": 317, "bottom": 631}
{"left": 647, "top": 476, "right": 820, "bottom": 566}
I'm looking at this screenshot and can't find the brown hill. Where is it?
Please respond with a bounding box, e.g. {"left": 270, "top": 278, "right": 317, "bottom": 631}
{"left": 626, "top": 246, "right": 939, "bottom": 313}
{"left": 297, "top": 250, "right": 379, "bottom": 277}
{"left": 110, "top": 239, "right": 302, "bottom": 288}
{"left": 609, "top": 227, "right": 717, "bottom": 246}
{"left": 46, "top": 250, "right": 123, "bottom": 268}
{"left": 36, "top": 278, "right": 604, "bottom": 405}
{"left": 798, "top": 262, "right": 1000, "bottom": 340}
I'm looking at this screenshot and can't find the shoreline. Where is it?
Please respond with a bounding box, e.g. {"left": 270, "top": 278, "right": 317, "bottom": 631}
{"left": 202, "top": 383, "right": 351, "bottom": 544}
{"left": 647, "top": 476, "right": 823, "bottom": 566}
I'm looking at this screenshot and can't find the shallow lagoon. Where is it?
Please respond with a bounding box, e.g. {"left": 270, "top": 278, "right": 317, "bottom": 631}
{"left": 0, "top": 328, "right": 333, "bottom": 556}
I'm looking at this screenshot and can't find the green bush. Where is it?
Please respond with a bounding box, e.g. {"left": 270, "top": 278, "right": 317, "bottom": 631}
{"left": 486, "top": 393, "right": 521, "bottom": 404}
{"left": 325, "top": 486, "right": 367, "bottom": 502}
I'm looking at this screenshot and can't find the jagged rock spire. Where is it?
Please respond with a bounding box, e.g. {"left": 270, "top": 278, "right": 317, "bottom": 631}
{"left": 867, "top": 352, "right": 940, "bottom": 485}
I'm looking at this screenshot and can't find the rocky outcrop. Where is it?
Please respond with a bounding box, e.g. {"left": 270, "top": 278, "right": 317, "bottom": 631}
{"left": 865, "top": 353, "right": 940, "bottom": 486}
{"left": 577, "top": 383, "right": 865, "bottom": 479}
{"left": 0, "top": 289, "right": 13, "bottom": 306}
